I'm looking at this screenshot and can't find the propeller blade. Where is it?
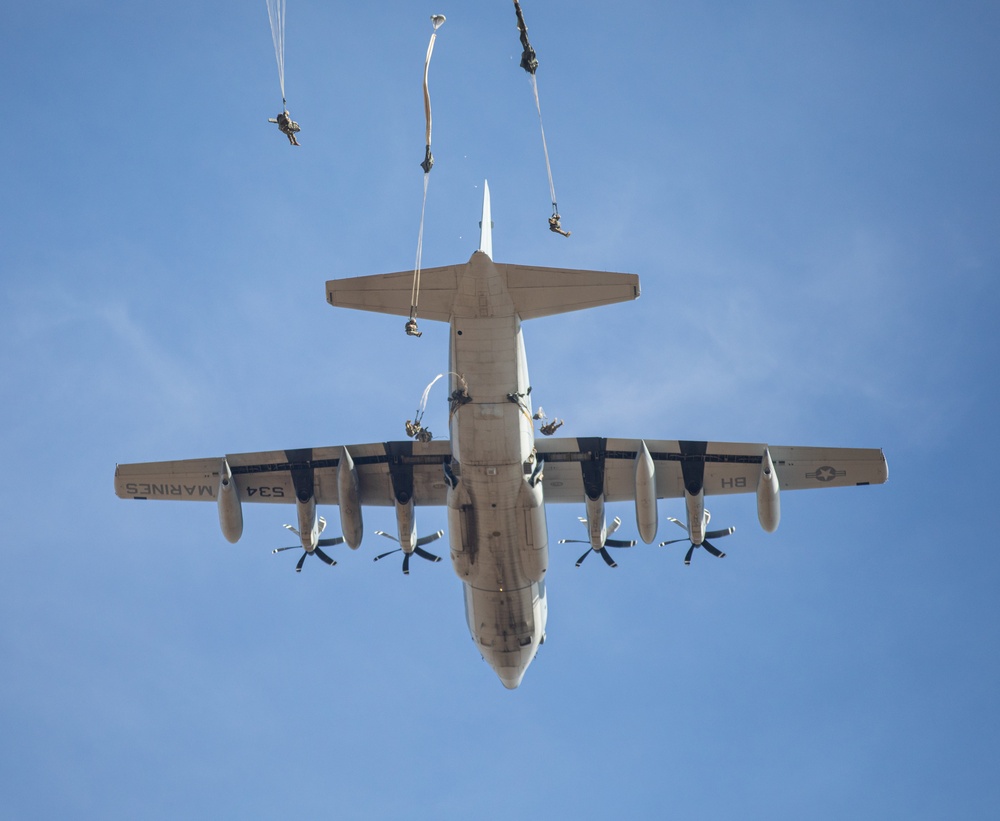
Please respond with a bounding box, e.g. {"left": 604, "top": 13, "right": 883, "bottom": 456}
{"left": 666, "top": 517, "right": 687, "bottom": 530}
{"left": 273, "top": 545, "right": 301, "bottom": 554}
{"left": 283, "top": 524, "right": 300, "bottom": 535}
{"left": 416, "top": 530, "right": 445, "bottom": 546}
{"left": 684, "top": 545, "right": 696, "bottom": 565}
{"left": 402, "top": 552, "right": 411, "bottom": 575}
{"left": 558, "top": 539, "right": 589, "bottom": 544}
{"left": 701, "top": 540, "right": 726, "bottom": 559}
{"left": 295, "top": 552, "right": 307, "bottom": 572}
{"left": 598, "top": 548, "right": 618, "bottom": 568}
{"left": 413, "top": 546, "right": 442, "bottom": 563}
{"left": 605, "top": 538, "right": 636, "bottom": 548}
{"left": 607, "top": 516, "right": 623, "bottom": 535}
{"left": 374, "top": 548, "right": 402, "bottom": 562}
{"left": 658, "top": 537, "right": 689, "bottom": 547}
{"left": 374, "top": 530, "right": 399, "bottom": 543}
{"left": 314, "top": 547, "right": 337, "bottom": 566}
{"left": 575, "top": 548, "right": 592, "bottom": 567}
{"left": 705, "top": 527, "right": 735, "bottom": 540}
{"left": 318, "top": 536, "right": 345, "bottom": 547}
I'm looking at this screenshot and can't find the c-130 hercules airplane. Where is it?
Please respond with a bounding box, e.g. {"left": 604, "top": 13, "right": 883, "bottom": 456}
{"left": 115, "top": 183, "right": 888, "bottom": 689}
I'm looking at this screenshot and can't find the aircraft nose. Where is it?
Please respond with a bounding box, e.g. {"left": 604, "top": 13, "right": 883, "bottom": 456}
{"left": 486, "top": 648, "right": 534, "bottom": 689}
{"left": 495, "top": 667, "right": 526, "bottom": 690}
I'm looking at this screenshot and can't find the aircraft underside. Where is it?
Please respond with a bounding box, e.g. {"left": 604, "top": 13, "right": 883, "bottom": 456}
{"left": 113, "top": 182, "right": 887, "bottom": 689}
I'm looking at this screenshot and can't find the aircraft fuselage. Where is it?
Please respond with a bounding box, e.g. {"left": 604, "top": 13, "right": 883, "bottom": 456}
{"left": 445, "top": 250, "right": 548, "bottom": 688}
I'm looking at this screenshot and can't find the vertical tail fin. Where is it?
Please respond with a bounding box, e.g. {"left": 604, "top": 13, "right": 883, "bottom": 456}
{"left": 479, "top": 180, "right": 493, "bottom": 259}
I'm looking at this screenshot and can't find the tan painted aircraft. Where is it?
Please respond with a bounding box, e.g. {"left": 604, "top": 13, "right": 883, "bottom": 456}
{"left": 115, "top": 182, "right": 887, "bottom": 689}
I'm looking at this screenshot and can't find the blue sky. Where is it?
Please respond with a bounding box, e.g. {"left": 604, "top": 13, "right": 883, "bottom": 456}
{"left": 2, "top": 1, "right": 999, "bottom": 818}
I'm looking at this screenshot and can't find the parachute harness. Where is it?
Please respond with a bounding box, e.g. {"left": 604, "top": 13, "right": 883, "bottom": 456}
{"left": 265, "top": 0, "right": 301, "bottom": 145}
{"left": 513, "top": 1, "right": 570, "bottom": 237}
{"left": 408, "top": 14, "right": 446, "bottom": 338}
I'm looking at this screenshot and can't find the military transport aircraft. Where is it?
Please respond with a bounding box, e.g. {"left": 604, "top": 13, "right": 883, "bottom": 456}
{"left": 115, "top": 183, "right": 888, "bottom": 689}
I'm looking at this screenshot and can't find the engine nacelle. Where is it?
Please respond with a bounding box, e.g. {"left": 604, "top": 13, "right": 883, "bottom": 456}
{"left": 294, "top": 494, "right": 319, "bottom": 549}
{"left": 217, "top": 458, "right": 243, "bottom": 544}
{"left": 338, "top": 446, "right": 364, "bottom": 549}
{"left": 634, "top": 440, "right": 658, "bottom": 544}
{"left": 756, "top": 447, "right": 781, "bottom": 533}
{"left": 685, "top": 488, "right": 706, "bottom": 545}
{"left": 585, "top": 494, "right": 606, "bottom": 550}
{"left": 394, "top": 498, "right": 417, "bottom": 552}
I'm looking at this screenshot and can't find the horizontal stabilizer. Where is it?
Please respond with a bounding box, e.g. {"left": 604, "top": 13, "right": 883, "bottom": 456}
{"left": 326, "top": 266, "right": 461, "bottom": 322}
{"left": 326, "top": 263, "right": 638, "bottom": 321}
{"left": 502, "top": 264, "right": 639, "bottom": 319}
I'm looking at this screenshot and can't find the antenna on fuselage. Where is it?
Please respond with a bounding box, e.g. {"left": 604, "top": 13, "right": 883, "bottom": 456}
{"left": 478, "top": 180, "right": 493, "bottom": 259}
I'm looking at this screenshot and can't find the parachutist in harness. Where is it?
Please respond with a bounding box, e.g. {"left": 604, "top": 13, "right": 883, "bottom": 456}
{"left": 513, "top": 0, "right": 538, "bottom": 74}
{"left": 269, "top": 109, "right": 301, "bottom": 146}
{"left": 405, "top": 419, "right": 434, "bottom": 442}
{"left": 404, "top": 317, "right": 422, "bottom": 337}
{"left": 540, "top": 418, "right": 564, "bottom": 436}
{"left": 532, "top": 404, "right": 564, "bottom": 435}
{"left": 405, "top": 419, "right": 433, "bottom": 442}
{"left": 449, "top": 387, "right": 471, "bottom": 411}
{"left": 548, "top": 212, "right": 570, "bottom": 237}
{"left": 420, "top": 145, "right": 434, "bottom": 174}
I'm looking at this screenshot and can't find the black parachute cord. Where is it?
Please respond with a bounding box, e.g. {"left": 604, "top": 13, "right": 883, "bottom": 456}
{"left": 512, "top": 1, "right": 568, "bottom": 237}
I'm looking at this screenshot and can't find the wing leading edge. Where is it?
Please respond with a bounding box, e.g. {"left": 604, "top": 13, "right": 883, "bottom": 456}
{"left": 534, "top": 437, "right": 888, "bottom": 504}
{"left": 114, "top": 440, "right": 453, "bottom": 507}
{"left": 116, "top": 436, "right": 886, "bottom": 507}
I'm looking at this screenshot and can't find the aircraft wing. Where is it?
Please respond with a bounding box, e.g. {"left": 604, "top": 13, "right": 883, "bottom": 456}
{"left": 114, "top": 440, "right": 453, "bottom": 507}
{"left": 115, "top": 436, "right": 887, "bottom": 508}
{"left": 534, "top": 437, "right": 888, "bottom": 503}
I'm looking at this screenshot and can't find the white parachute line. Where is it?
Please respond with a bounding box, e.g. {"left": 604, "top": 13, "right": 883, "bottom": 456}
{"left": 410, "top": 173, "right": 430, "bottom": 315}
{"left": 417, "top": 373, "right": 445, "bottom": 419}
{"left": 530, "top": 73, "right": 558, "bottom": 211}
{"left": 423, "top": 14, "right": 446, "bottom": 147}
{"left": 423, "top": 32, "right": 437, "bottom": 147}
{"left": 265, "top": 0, "right": 287, "bottom": 103}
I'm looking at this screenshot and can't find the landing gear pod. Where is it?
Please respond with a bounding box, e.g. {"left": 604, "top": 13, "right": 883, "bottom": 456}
{"left": 756, "top": 447, "right": 781, "bottom": 533}
{"left": 634, "top": 440, "right": 657, "bottom": 544}
{"left": 338, "top": 446, "right": 364, "bottom": 549}
{"left": 217, "top": 458, "right": 243, "bottom": 544}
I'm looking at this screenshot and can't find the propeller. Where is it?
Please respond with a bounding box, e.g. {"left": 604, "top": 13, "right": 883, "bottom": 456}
{"left": 272, "top": 520, "right": 344, "bottom": 572}
{"left": 658, "top": 514, "right": 735, "bottom": 565}
{"left": 558, "top": 516, "right": 637, "bottom": 568}
{"left": 373, "top": 529, "right": 444, "bottom": 575}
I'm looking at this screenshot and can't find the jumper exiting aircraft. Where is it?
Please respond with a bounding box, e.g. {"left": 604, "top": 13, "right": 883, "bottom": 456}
{"left": 115, "top": 183, "right": 888, "bottom": 689}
